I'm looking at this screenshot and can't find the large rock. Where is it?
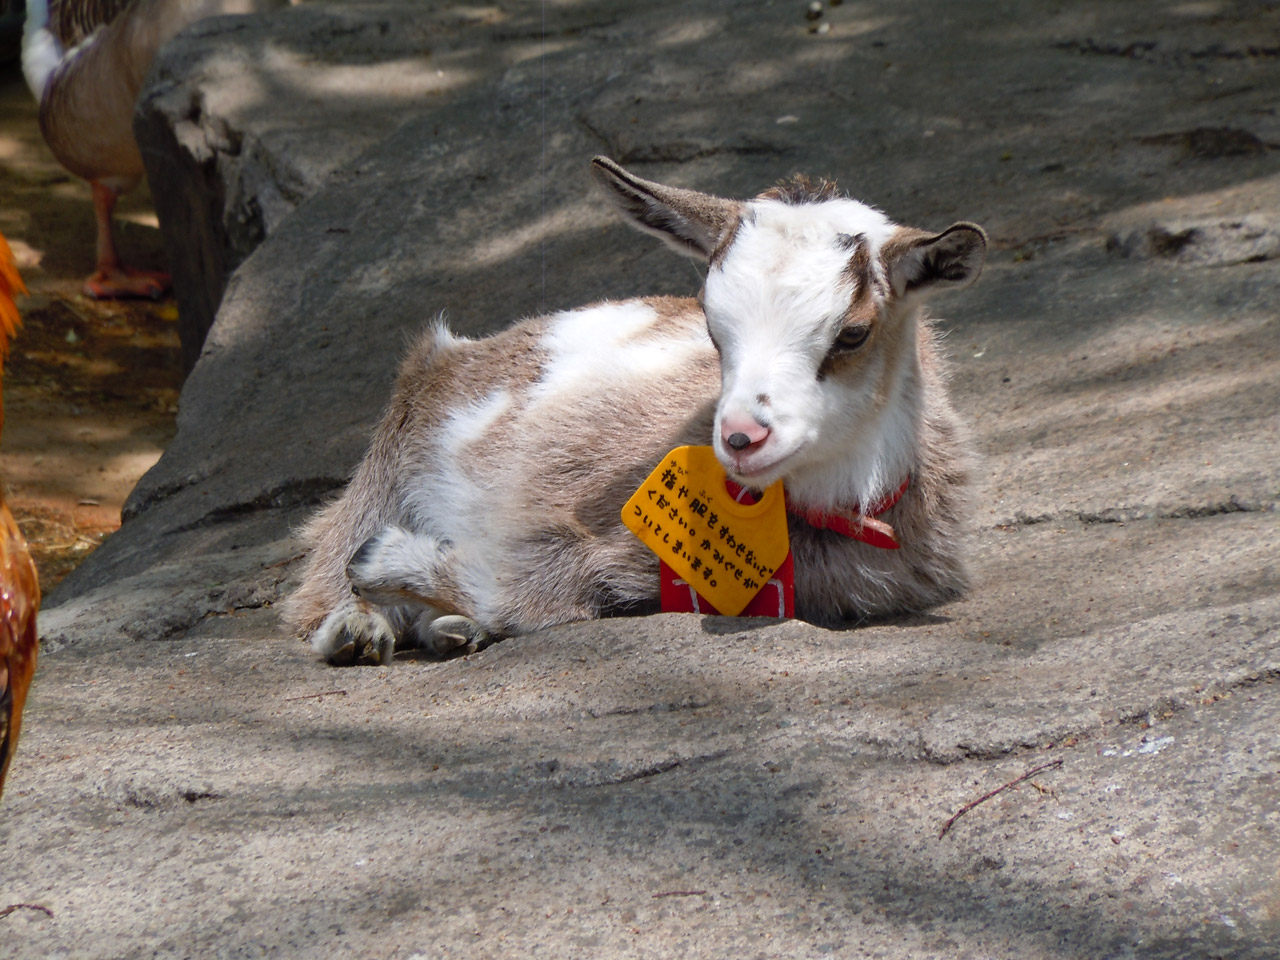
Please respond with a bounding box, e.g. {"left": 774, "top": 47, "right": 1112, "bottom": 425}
{"left": 134, "top": 1, "right": 564, "bottom": 369}
{"left": 8, "top": 2, "right": 1278, "bottom": 957}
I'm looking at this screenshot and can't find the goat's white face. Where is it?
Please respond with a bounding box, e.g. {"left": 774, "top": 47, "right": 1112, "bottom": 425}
{"left": 704, "top": 200, "right": 900, "bottom": 489}
{"left": 590, "top": 156, "right": 986, "bottom": 503}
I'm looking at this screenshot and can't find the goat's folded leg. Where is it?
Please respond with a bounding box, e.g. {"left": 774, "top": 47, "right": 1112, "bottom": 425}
{"left": 347, "top": 526, "right": 450, "bottom": 607}
{"left": 347, "top": 526, "right": 492, "bottom": 659}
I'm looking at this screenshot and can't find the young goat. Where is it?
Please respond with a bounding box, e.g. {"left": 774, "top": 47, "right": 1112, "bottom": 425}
{"left": 284, "top": 157, "right": 987, "bottom": 664}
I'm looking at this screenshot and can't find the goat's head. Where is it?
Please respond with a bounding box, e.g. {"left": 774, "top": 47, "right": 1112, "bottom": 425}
{"left": 591, "top": 157, "right": 986, "bottom": 502}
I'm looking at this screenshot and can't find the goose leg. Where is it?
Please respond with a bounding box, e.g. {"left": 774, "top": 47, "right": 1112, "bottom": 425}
{"left": 84, "top": 181, "right": 170, "bottom": 300}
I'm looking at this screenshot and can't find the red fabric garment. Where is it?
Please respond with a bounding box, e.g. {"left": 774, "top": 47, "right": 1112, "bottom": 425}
{"left": 660, "top": 551, "right": 795, "bottom": 617}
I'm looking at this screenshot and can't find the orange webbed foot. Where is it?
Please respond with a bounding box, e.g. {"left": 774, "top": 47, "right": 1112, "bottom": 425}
{"left": 83, "top": 267, "right": 171, "bottom": 300}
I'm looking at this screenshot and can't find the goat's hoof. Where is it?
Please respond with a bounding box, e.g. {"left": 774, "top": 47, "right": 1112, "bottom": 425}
{"left": 326, "top": 638, "right": 358, "bottom": 667}
{"left": 311, "top": 603, "right": 397, "bottom": 667}
{"left": 418, "top": 614, "right": 490, "bottom": 657}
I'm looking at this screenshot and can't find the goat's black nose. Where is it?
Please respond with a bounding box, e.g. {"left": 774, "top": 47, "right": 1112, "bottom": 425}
{"left": 727, "top": 432, "right": 752, "bottom": 451}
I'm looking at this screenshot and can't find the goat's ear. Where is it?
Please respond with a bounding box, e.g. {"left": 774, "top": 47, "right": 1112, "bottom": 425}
{"left": 886, "top": 223, "right": 988, "bottom": 297}
{"left": 590, "top": 156, "right": 740, "bottom": 260}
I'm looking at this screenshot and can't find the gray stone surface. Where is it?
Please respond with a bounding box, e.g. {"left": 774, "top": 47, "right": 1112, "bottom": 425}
{"left": 135, "top": 0, "right": 562, "bottom": 368}
{"left": 3, "top": 1, "right": 1278, "bottom": 957}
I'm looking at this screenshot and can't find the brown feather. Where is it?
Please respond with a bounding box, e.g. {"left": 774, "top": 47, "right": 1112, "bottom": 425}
{"left": 0, "top": 233, "right": 39, "bottom": 801}
{"left": 0, "top": 504, "right": 40, "bottom": 799}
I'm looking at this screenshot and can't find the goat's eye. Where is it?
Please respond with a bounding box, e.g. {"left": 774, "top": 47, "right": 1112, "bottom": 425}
{"left": 833, "top": 324, "right": 871, "bottom": 352}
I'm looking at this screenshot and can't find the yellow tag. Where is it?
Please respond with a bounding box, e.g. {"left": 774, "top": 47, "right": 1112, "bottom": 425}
{"left": 622, "top": 446, "right": 791, "bottom": 616}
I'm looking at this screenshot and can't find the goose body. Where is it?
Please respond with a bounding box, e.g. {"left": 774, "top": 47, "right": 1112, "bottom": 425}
{"left": 22, "top": 0, "right": 283, "bottom": 298}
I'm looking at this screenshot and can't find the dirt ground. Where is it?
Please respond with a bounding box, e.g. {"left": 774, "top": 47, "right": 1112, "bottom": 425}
{"left": 0, "top": 62, "right": 181, "bottom": 589}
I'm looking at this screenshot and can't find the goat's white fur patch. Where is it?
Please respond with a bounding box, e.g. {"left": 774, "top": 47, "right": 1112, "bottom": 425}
{"left": 532, "top": 301, "right": 710, "bottom": 403}
{"left": 399, "top": 390, "right": 510, "bottom": 612}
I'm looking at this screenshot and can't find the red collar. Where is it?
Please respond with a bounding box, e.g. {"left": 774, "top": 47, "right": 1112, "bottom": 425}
{"left": 723, "top": 476, "right": 910, "bottom": 550}
{"left": 786, "top": 476, "right": 910, "bottom": 550}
